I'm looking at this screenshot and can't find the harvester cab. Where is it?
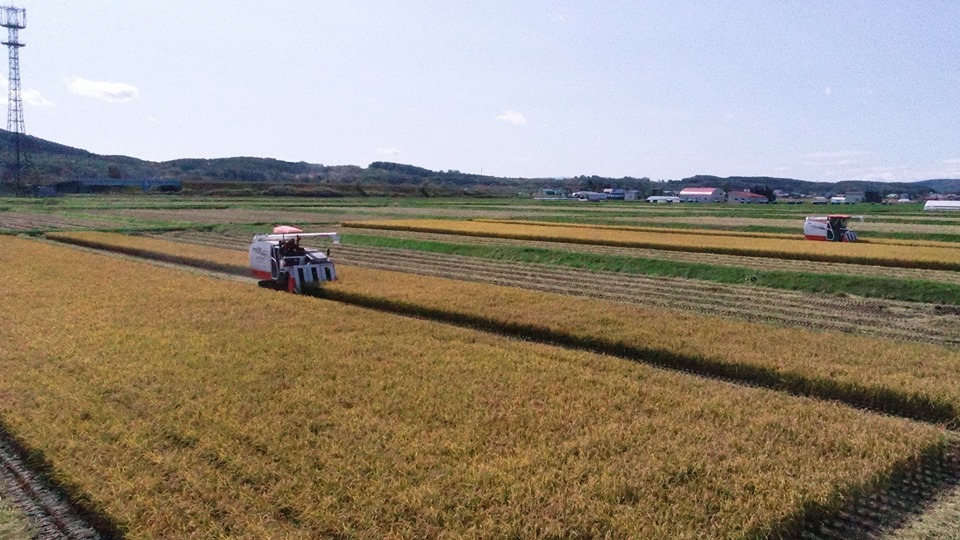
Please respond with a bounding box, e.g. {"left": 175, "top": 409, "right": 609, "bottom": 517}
{"left": 803, "top": 215, "right": 864, "bottom": 242}
{"left": 249, "top": 226, "right": 340, "bottom": 293}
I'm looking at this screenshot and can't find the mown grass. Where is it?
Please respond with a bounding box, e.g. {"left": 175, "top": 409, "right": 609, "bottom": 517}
{"left": 44, "top": 232, "right": 960, "bottom": 426}
{"left": 343, "top": 219, "right": 960, "bottom": 270}
{"left": 342, "top": 233, "right": 960, "bottom": 305}
{"left": 1, "top": 235, "right": 947, "bottom": 538}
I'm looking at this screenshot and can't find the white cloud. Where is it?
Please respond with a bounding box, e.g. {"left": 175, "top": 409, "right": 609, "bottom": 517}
{"left": 943, "top": 158, "right": 960, "bottom": 165}
{"left": 824, "top": 86, "right": 832, "bottom": 96}
{"left": 375, "top": 146, "right": 400, "bottom": 156}
{"left": 497, "top": 110, "right": 527, "bottom": 125}
{"left": 22, "top": 89, "right": 53, "bottom": 107}
{"left": 67, "top": 78, "right": 139, "bottom": 102}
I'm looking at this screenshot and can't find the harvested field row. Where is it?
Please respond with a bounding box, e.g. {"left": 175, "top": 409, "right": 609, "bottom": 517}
{"left": 0, "top": 211, "right": 127, "bottom": 232}
{"left": 492, "top": 218, "right": 960, "bottom": 248}
{"left": 333, "top": 246, "right": 960, "bottom": 345}
{"left": 147, "top": 230, "right": 960, "bottom": 346}
{"left": 340, "top": 227, "right": 960, "bottom": 286}
{"left": 3, "top": 235, "right": 948, "bottom": 538}
{"left": 47, "top": 232, "right": 960, "bottom": 425}
{"left": 83, "top": 207, "right": 353, "bottom": 225}
{"left": 80, "top": 206, "right": 553, "bottom": 226}
{"left": 345, "top": 219, "right": 960, "bottom": 270}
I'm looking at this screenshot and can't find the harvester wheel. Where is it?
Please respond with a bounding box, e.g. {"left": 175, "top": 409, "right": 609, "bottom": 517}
{"left": 257, "top": 280, "right": 280, "bottom": 290}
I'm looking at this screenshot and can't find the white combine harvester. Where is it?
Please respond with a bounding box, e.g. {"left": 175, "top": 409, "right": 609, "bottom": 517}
{"left": 249, "top": 226, "right": 340, "bottom": 293}
{"left": 803, "top": 215, "right": 863, "bottom": 242}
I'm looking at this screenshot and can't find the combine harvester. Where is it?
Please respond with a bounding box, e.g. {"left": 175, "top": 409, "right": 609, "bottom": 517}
{"left": 249, "top": 226, "right": 340, "bottom": 293}
{"left": 803, "top": 215, "right": 863, "bottom": 242}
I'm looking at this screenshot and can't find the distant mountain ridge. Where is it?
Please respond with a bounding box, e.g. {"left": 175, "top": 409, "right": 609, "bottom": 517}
{"left": 2, "top": 129, "right": 957, "bottom": 196}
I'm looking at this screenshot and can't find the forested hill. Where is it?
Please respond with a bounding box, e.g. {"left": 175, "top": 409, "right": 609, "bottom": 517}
{"left": 2, "top": 129, "right": 957, "bottom": 197}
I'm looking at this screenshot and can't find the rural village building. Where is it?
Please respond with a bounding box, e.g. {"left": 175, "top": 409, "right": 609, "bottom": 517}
{"left": 727, "top": 191, "right": 768, "bottom": 204}
{"left": 678, "top": 187, "right": 725, "bottom": 203}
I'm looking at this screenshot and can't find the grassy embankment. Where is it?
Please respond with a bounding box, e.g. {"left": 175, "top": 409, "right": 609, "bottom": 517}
{"left": 1, "top": 235, "right": 947, "bottom": 537}
{"left": 43, "top": 232, "right": 960, "bottom": 424}
{"left": 343, "top": 219, "right": 960, "bottom": 271}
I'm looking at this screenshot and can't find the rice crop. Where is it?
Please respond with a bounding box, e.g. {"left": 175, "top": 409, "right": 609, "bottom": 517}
{"left": 343, "top": 219, "right": 960, "bottom": 270}
{"left": 46, "top": 231, "right": 960, "bottom": 424}
{"left": 0, "top": 235, "right": 947, "bottom": 538}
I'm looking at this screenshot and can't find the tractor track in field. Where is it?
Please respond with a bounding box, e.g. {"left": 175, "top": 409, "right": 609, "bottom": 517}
{"left": 0, "top": 435, "right": 103, "bottom": 539}
{"left": 342, "top": 227, "right": 960, "bottom": 287}
{"left": 157, "top": 231, "right": 960, "bottom": 347}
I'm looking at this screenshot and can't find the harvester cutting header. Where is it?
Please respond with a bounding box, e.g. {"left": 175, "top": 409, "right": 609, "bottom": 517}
{"left": 803, "top": 215, "right": 863, "bottom": 242}
{"left": 249, "top": 226, "right": 339, "bottom": 293}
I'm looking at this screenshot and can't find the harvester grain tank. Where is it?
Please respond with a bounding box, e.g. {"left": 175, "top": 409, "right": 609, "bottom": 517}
{"left": 803, "top": 215, "right": 863, "bottom": 242}
{"left": 249, "top": 226, "right": 339, "bottom": 293}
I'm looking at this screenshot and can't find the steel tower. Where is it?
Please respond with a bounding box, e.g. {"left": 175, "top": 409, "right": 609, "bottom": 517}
{"left": 1, "top": 5, "right": 25, "bottom": 189}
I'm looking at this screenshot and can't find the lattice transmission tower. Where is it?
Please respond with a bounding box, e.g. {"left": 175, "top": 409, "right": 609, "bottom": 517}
{"left": 1, "top": 5, "right": 25, "bottom": 189}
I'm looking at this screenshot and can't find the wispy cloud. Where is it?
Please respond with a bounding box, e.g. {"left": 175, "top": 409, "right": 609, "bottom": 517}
{"left": 375, "top": 146, "right": 400, "bottom": 156}
{"left": 22, "top": 89, "right": 53, "bottom": 107}
{"left": 497, "top": 110, "right": 527, "bottom": 125}
{"left": 67, "top": 78, "right": 139, "bottom": 102}
{"left": 803, "top": 150, "right": 868, "bottom": 160}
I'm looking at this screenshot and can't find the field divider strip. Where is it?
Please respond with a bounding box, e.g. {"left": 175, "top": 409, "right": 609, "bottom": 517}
{"left": 45, "top": 233, "right": 960, "bottom": 428}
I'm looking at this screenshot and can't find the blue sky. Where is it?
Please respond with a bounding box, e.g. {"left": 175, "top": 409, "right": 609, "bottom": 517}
{"left": 5, "top": 1, "right": 960, "bottom": 181}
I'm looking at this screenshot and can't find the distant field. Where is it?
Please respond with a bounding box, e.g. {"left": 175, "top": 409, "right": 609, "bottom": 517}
{"left": 343, "top": 218, "right": 960, "bottom": 270}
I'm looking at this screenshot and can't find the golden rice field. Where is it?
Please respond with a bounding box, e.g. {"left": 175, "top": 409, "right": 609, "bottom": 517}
{"left": 344, "top": 219, "right": 960, "bottom": 269}
{"left": 0, "top": 235, "right": 947, "bottom": 538}
{"left": 45, "top": 232, "right": 960, "bottom": 424}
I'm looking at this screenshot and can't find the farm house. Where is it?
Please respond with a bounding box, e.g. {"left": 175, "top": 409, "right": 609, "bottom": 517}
{"left": 727, "top": 191, "right": 768, "bottom": 204}
{"left": 678, "top": 187, "right": 725, "bottom": 203}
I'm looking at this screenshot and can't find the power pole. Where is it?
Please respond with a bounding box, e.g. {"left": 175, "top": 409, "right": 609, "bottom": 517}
{"left": 1, "top": 5, "right": 25, "bottom": 192}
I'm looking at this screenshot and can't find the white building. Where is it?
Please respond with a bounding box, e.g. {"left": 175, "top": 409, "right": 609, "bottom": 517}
{"left": 646, "top": 196, "right": 681, "bottom": 203}
{"left": 678, "top": 187, "right": 725, "bottom": 203}
{"left": 924, "top": 201, "right": 960, "bottom": 212}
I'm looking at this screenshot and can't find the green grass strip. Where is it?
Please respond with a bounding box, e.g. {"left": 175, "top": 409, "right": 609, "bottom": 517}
{"left": 343, "top": 233, "right": 960, "bottom": 305}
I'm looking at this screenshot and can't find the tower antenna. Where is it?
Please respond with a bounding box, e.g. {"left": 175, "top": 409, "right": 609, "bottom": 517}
{"left": 1, "top": 5, "right": 25, "bottom": 191}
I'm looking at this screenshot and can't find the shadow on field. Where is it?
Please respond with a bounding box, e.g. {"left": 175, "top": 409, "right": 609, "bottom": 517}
{"left": 0, "top": 422, "right": 122, "bottom": 539}
{"left": 784, "top": 441, "right": 960, "bottom": 539}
